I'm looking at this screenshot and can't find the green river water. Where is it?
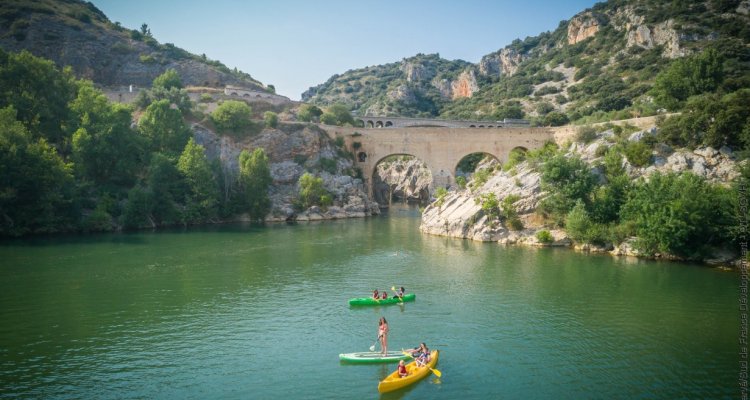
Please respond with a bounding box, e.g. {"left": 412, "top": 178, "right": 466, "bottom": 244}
{"left": 0, "top": 206, "right": 738, "bottom": 399}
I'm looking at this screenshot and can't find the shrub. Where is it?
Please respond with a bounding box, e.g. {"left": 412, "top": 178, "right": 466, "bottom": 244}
{"left": 576, "top": 126, "right": 598, "bottom": 143}
{"left": 298, "top": 104, "right": 323, "bottom": 122}
{"left": 139, "top": 54, "right": 156, "bottom": 64}
{"left": 455, "top": 176, "right": 467, "bottom": 189}
{"left": 624, "top": 141, "right": 651, "bottom": 167}
{"left": 263, "top": 111, "right": 278, "bottom": 128}
{"left": 297, "top": 173, "right": 331, "bottom": 209}
{"left": 211, "top": 100, "right": 252, "bottom": 132}
{"left": 199, "top": 93, "right": 213, "bottom": 103}
{"left": 543, "top": 111, "right": 569, "bottom": 126}
{"left": 152, "top": 69, "right": 182, "bottom": 90}
{"left": 536, "top": 230, "right": 553, "bottom": 243}
{"left": 319, "top": 157, "right": 337, "bottom": 174}
{"left": 435, "top": 187, "right": 449, "bottom": 207}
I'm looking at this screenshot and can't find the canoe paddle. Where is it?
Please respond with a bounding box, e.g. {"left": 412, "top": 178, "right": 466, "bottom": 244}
{"left": 401, "top": 350, "right": 442, "bottom": 377}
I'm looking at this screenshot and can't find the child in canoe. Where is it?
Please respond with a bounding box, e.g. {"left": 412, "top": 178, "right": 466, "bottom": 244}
{"left": 397, "top": 360, "right": 408, "bottom": 378}
{"left": 393, "top": 286, "right": 405, "bottom": 299}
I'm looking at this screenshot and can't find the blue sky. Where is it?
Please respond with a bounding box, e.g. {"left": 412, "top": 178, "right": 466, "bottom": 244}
{"left": 90, "top": 0, "right": 600, "bottom": 99}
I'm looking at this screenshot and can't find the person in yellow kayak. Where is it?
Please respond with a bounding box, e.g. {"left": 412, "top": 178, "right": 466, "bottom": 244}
{"left": 378, "top": 317, "right": 389, "bottom": 356}
{"left": 410, "top": 342, "right": 429, "bottom": 358}
{"left": 397, "top": 360, "right": 408, "bottom": 378}
{"left": 416, "top": 350, "right": 431, "bottom": 367}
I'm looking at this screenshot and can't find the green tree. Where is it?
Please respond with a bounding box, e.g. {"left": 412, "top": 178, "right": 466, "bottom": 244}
{"left": 0, "top": 49, "right": 78, "bottom": 144}
{"left": 138, "top": 99, "right": 190, "bottom": 155}
{"left": 145, "top": 153, "right": 184, "bottom": 225}
{"left": 152, "top": 68, "right": 183, "bottom": 90}
{"left": 651, "top": 48, "right": 724, "bottom": 110}
{"left": 328, "top": 104, "right": 355, "bottom": 126}
{"left": 236, "top": 148, "right": 272, "bottom": 222}
{"left": 320, "top": 112, "right": 338, "bottom": 125}
{"left": 297, "top": 173, "right": 331, "bottom": 209}
{"left": 211, "top": 100, "right": 252, "bottom": 132}
{"left": 621, "top": 172, "right": 733, "bottom": 257}
{"left": 543, "top": 111, "right": 569, "bottom": 127}
{"left": 0, "top": 106, "right": 75, "bottom": 236}
{"left": 70, "top": 83, "right": 144, "bottom": 187}
{"left": 566, "top": 200, "right": 592, "bottom": 242}
{"left": 263, "top": 111, "right": 278, "bottom": 128}
{"left": 177, "top": 138, "right": 219, "bottom": 222}
{"left": 297, "top": 104, "right": 323, "bottom": 122}
{"left": 541, "top": 154, "right": 597, "bottom": 213}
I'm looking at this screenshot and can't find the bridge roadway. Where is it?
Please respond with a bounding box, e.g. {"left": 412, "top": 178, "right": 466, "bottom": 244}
{"left": 321, "top": 125, "right": 555, "bottom": 194}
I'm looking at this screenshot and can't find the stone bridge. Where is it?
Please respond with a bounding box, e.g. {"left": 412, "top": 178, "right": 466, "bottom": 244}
{"left": 322, "top": 126, "right": 555, "bottom": 195}
{"left": 355, "top": 116, "right": 530, "bottom": 129}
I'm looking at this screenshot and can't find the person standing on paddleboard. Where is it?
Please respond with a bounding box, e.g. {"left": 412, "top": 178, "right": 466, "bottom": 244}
{"left": 378, "top": 317, "right": 389, "bottom": 356}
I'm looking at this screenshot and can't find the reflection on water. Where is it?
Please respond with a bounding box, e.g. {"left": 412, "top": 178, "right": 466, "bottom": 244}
{"left": 0, "top": 205, "right": 737, "bottom": 399}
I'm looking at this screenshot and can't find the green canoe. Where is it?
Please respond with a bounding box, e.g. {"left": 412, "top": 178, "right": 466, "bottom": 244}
{"left": 348, "top": 294, "right": 416, "bottom": 306}
{"left": 339, "top": 351, "right": 411, "bottom": 364}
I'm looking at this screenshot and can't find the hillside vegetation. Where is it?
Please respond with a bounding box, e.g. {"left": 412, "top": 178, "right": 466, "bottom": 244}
{"left": 0, "top": 0, "right": 267, "bottom": 89}
{"left": 304, "top": 0, "right": 750, "bottom": 133}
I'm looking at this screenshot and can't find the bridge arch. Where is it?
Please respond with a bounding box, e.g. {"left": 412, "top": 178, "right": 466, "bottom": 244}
{"left": 371, "top": 154, "right": 433, "bottom": 206}
{"left": 455, "top": 152, "right": 501, "bottom": 175}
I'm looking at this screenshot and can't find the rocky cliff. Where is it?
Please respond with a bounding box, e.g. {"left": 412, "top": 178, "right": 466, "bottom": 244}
{"left": 305, "top": 0, "right": 749, "bottom": 122}
{"left": 0, "top": 0, "right": 266, "bottom": 89}
{"left": 192, "top": 123, "right": 379, "bottom": 222}
{"left": 420, "top": 123, "right": 741, "bottom": 262}
{"left": 372, "top": 157, "right": 432, "bottom": 206}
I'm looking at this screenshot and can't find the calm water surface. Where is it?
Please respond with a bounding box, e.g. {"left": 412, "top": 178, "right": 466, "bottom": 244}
{"left": 0, "top": 206, "right": 738, "bottom": 399}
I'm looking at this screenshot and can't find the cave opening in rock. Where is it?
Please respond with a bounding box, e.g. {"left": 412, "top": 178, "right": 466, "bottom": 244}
{"left": 372, "top": 154, "right": 432, "bottom": 208}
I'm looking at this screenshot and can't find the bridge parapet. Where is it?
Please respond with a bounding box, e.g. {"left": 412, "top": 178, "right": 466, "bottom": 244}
{"left": 354, "top": 116, "right": 530, "bottom": 129}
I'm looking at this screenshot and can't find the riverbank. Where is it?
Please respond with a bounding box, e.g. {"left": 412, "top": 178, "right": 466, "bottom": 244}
{"left": 420, "top": 125, "right": 743, "bottom": 268}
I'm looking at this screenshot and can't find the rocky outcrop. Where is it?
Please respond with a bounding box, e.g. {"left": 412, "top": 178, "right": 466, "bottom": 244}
{"left": 373, "top": 157, "right": 432, "bottom": 205}
{"left": 420, "top": 163, "right": 543, "bottom": 241}
{"left": 451, "top": 69, "right": 479, "bottom": 99}
{"left": 625, "top": 19, "right": 685, "bottom": 58}
{"left": 192, "top": 123, "right": 379, "bottom": 222}
{"left": 431, "top": 69, "right": 479, "bottom": 99}
{"left": 478, "top": 48, "right": 527, "bottom": 78}
{"left": 567, "top": 12, "right": 605, "bottom": 44}
{"left": 400, "top": 61, "right": 434, "bottom": 83}
{"left": 0, "top": 2, "right": 264, "bottom": 89}
{"left": 563, "top": 129, "right": 740, "bottom": 184}
{"left": 388, "top": 84, "right": 417, "bottom": 104}
{"left": 420, "top": 124, "right": 741, "bottom": 264}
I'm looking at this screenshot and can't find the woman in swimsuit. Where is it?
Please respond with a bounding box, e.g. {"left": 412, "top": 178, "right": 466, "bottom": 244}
{"left": 378, "top": 317, "right": 389, "bottom": 356}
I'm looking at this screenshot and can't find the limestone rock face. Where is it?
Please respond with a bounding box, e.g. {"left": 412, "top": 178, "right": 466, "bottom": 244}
{"left": 192, "top": 123, "right": 379, "bottom": 222}
{"left": 373, "top": 157, "right": 432, "bottom": 205}
{"left": 431, "top": 78, "right": 453, "bottom": 99}
{"left": 388, "top": 84, "right": 417, "bottom": 104}
{"left": 450, "top": 69, "right": 479, "bottom": 99}
{"left": 400, "top": 61, "right": 434, "bottom": 83}
{"left": 420, "top": 124, "right": 741, "bottom": 256}
{"left": 420, "top": 163, "right": 543, "bottom": 241}
{"left": 430, "top": 69, "right": 479, "bottom": 99}
{"left": 567, "top": 12, "right": 603, "bottom": 44}
{"left": 478, "top": 48, "right": 527, "bottom": 78}
{"left": 626, "top": 19, "right": 684, "bottom": 58}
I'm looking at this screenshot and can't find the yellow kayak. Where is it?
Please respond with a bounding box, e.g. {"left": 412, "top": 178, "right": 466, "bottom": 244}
{"left": 377, "top": 350, "right": 439, "bottom": 393}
